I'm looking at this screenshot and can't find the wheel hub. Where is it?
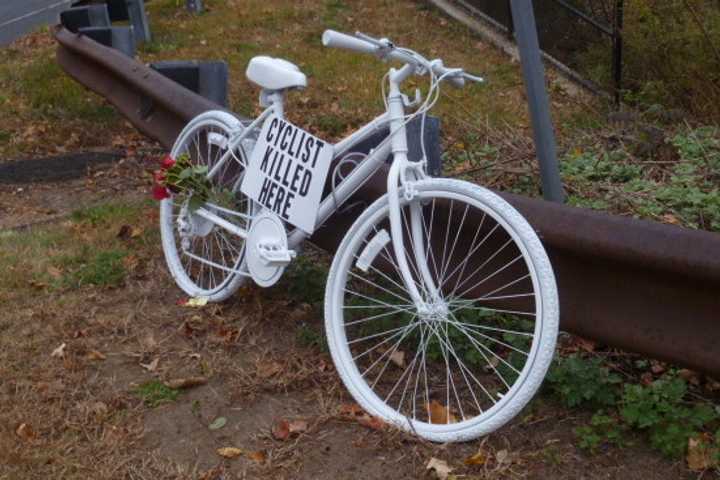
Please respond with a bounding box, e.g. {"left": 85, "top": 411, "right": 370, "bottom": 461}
{"left": 417, "top": 300, "right": 449, "bottom": 322}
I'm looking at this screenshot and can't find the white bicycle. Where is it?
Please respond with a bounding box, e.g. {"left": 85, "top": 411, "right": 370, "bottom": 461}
{"left": 159, "top": 30, "right": 558, "bottom": 442}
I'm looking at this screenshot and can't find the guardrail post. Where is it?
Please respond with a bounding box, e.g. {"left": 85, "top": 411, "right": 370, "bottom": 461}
{"left": 78, "top": 26, "right": 136, "bottom": 58}
{"left": 106, "top": 0, "right": 151, "bottom": 44}
{"left": 150, "top": 61, "right": 229, "bottom": 107}
{"left": 60, "top": 5, "right": 111, "bottom": 33}
{"left": 509, "top": 0, "right": 565, "bottom": 203}
{"left": 187, "top": 0, "right": 204, "bottom": 13}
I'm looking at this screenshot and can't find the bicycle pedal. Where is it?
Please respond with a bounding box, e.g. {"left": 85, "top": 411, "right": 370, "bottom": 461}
{"left": 257, "top": 242, "right": 296, "bottom": 267}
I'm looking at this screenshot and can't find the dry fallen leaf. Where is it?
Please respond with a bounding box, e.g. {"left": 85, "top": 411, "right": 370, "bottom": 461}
{"left": 217, "top": 447, "right": 244, "bottom": 459}
{"left": 257, "top": 360, "right": 284, "bottom": 378}
{"left": 356, "top": 414, "right": 385, "bottom": 431}
{"left": 687, "top": 436, "right": 719, "bottom": 471}
{"left": 389, "top": 349, "right": 406, "bottom": 368}
{"left": 15, "top": 423, "right": 37, "bottom": 441}
{"left": 678, "top": 369, "right": 701, "bottom": 386}
{"left": 247, "top": 450, "right": 266, "bottom": 463}
{"left": 85, "top": 350, "right": 106, "bottom": 361}
{"left": 464, "top": 449, "right": 488, "bottom": 466}
{"left": 117, "top": 225, "right": 143, "bottom": 240}
{"left": 428, "top": 400, "right": 457, "bottom": 424}
{"left": 272, "top": 420, "right": 290, "bottom": 440}
{"left": 140, "top": 357, "right": 159, "bottom": 372}
{"left": 288, "top": 419, "right": 308, "bottom": 434}
{"left": 51, "top": 343, "right": 67, "bottom": 358}
{"left": 339, "top": 403, "right": 365, "bottom": 417}
{"left": 164, "top": 377, "right": 207, "bottom": 389}
{"left": 47, "top": 266, "right": 62, "bottom": 279}
{"left": 338, "top": 403, "right": 385, "bottom": 430}
{"left": 184, "top": 297, "right": 209, "bottom": 308}
{"left": 426, "top": 457, "right": 453, "bottom": 480}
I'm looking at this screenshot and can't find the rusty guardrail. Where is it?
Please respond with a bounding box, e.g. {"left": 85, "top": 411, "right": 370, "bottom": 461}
{"left": 55, "top": 27, "right": 720, "bottom": 376}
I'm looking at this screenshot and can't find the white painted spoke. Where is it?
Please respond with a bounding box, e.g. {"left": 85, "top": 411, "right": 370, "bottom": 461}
{"left": 348, "top": 323, "right": 415, "bottom": 346}
{"left": 449, "top": 304, "right": 536, "bottom": 317}
{"left": 345, "top": 307, "right": 413, "bottom": 327}
{"left": 451, "top": 238, "right": 515, "bottom": 296}
{"left": 348, "top": 271, "right": 412, "bottom": 304}
{"left": 440, "top": 203, "right": 469, "bottom": 289}
{"left": 455, "top": 254, "right": 525, "bottom": 299}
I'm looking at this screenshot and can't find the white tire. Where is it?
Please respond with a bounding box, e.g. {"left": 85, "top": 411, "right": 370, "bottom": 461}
{"left": 324, "top": 178, "right": 558, "bottom": 442}
{"left": 160, "top": 110, "right": 257, "bottom": 302}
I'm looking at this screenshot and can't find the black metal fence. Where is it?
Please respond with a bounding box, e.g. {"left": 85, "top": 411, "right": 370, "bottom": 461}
{"left": 457, "top": 0, "right": 624, "bottom": 103}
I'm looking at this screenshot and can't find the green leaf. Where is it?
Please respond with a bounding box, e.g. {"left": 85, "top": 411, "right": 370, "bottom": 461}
{"left": 188, "top": 195, "right": 204, "bottom": 213}
{"left": 179, "top": 167, "right": 193, "bottom": 180}
{"left": 208, "top": 417, "right": 227, "bottom": 430}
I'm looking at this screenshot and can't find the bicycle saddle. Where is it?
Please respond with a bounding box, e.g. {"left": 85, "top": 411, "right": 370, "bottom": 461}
{"left": 246, "top": 56, "right": 307, "bottom": 91}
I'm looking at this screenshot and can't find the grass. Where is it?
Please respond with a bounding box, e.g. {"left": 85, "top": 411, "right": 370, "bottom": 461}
{"left": 134, "top": 380, "right": 180, "bottom": 407}
{"left": 61, "top": 248, "right": 128, "bottom": 288}
{"left": 0, "top": 200, "right": 150, "bottom": 300}
{"left": 71, "top": 202, "right": 145, "bottom": 226}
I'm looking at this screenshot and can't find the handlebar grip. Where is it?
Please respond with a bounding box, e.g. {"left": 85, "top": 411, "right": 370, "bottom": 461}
{"left": 322, "top": 30, "right": 378, "bottom": 55}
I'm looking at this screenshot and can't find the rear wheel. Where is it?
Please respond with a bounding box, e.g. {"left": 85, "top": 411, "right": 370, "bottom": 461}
{"left": 325, "top": 178, "right": 558, "bottom": 442}
{"left": 160, "top": 110, "right": 258, "bottom": 302}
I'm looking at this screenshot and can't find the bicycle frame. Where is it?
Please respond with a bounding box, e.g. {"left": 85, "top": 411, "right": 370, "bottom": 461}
{"left": 200, "top": 67, "right": 440, "bottom": 309}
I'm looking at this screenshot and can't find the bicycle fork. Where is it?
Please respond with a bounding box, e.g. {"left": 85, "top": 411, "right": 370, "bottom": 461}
{"left": 385, "top": 66, "right": 445, "bottom": 317}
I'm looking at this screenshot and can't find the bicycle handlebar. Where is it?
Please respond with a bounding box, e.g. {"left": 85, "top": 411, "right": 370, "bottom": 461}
{"left": 322, "top": 30, "right": 481, "bottom": 89}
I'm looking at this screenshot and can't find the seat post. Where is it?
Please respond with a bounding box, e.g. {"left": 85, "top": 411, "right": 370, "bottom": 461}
{"left": 260, "top": 89, "right": 285, "bottom": 117}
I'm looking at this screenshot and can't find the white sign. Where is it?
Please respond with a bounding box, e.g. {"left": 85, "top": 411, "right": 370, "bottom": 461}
{"left": 241, "top": 115, "right": 334, "bottom": 234}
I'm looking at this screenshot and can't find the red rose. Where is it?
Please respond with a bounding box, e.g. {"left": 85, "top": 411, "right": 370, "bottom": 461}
{"left": 153, "top": 170, "right": 166, "bottom": 184}
{"left": 160, "top": 154, "right": 176, "bottom": 170}
{"left": 152, "top": 184, "right": 171, "bottom": 200}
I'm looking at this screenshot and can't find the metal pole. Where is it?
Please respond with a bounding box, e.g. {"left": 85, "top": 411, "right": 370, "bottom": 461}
{"left": 505, "top": 0, "right": 515, "bottom": 38}
{"left": 612, "top": 0, "right": 624, "bottom": 106}
{"left": 509, "top": 0, "right": 565, "bottom": 203}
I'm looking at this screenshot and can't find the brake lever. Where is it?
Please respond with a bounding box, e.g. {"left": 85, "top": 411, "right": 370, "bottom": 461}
{"left": 463, "top": 72, "right": 485, "bottom": 83}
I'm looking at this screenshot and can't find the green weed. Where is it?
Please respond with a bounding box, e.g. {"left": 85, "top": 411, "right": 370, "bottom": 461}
{"left": 134, "top": 380, "right": 179, "bottom": 407}
{"left": 545, "top": 354, "right": 622, "bottom": 409}
{"left": 575, "top": 411, "right": 630, "bottom": 452}
{"left": 282, "top": 256, "right": 328, "bottom": 305}
{"left": 620, "top": 375, "right": 719, "bottom": 458}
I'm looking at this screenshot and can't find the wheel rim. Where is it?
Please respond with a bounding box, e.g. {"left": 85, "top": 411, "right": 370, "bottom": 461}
{"left": 162, "top": 119, "right": 253, "bottom": 297}
{"left": 328, "top": 186, "right": 552, "bottom": 438}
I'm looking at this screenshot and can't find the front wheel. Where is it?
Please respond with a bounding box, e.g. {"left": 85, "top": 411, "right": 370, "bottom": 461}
{"left": 324, "top": 178, "right": 558, "bottom": 442}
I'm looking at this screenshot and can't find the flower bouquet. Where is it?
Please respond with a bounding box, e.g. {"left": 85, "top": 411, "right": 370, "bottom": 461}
{"left": 152, "top": 154, "right": 237, "bottom": 212}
